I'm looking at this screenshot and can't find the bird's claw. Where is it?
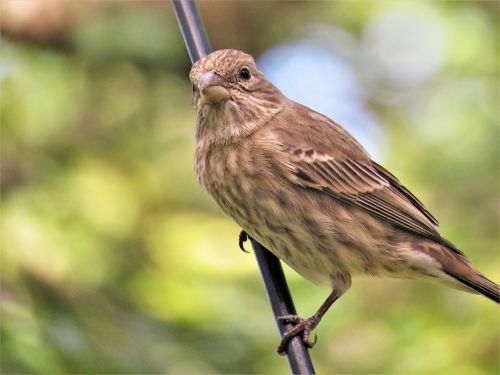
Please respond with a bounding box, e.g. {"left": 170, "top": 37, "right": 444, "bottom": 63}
{"left": 276, "top": 314, "right": 320, "bottom": 355}
{"left": 239, "top": 230, "right": 250, "bottom": 253}
{"left": 303, "top": 332, "right": 318, "bottom": 349}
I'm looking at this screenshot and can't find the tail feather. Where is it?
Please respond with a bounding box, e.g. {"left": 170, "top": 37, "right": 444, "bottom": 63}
{"left": 446, "top": 271, "right": 500, "bottom": 303}
{"left": 422, "top": 242, "right": 499, "bottom": 303}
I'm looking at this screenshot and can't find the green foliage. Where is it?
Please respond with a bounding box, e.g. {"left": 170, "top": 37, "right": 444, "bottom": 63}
{"left": 1, "top": 2, "right": 498, "bottom": 374}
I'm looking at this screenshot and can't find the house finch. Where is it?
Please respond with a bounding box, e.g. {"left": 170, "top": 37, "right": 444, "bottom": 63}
{"left": 189, "top": 49, "right": 499, "bottom": 354}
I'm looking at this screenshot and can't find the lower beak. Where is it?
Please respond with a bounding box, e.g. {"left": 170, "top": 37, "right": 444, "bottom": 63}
{"left": 197, "top": 71, "right": 230, "bottom": 104}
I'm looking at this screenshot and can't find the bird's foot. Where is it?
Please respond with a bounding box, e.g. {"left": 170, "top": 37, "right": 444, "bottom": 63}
{"left": 276, "top": 314, "right": 319, "bottom": 355}
{"left": 239, "top": 230, "right": 250, "bottom": 253}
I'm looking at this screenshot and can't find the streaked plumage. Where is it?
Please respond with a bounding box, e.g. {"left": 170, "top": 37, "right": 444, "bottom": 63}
{"left": 189, "top": 49, "right": 499, "bottom": 353}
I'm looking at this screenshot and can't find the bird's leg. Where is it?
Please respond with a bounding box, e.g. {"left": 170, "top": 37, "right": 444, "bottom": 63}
{"left": 239, "top": 230, "right": 250, "bottom": 253}
{"left": 276, "top": 289, "right": 342, "bottom": 355}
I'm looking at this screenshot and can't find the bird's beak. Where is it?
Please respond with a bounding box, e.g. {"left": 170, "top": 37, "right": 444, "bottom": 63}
{"left": 197, "top": 71, "right": 230, "bottom": 104}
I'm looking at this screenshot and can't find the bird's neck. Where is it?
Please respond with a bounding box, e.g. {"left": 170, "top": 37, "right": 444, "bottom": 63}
{"left": 195, "top": 95, "right": 284, "bottom": 148}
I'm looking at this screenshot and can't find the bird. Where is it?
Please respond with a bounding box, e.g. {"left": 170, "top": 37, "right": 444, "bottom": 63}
{"left": 189, "top": 49, "right": 499, "bottom": 354}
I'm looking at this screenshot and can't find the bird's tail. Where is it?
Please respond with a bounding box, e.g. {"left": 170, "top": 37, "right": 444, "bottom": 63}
{"left": 446, "top": 270, "right": 499, "bottom": 303}
{"left": 422, "top": 242, "right": 499, "bottom": 303}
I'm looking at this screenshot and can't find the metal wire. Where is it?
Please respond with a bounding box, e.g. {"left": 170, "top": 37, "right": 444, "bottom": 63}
{"left": 171, "top": 1, "right": 316, "bottom": 373}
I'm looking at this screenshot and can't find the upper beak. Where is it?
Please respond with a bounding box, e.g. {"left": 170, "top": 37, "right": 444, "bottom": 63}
{"left": 196, "top": 71, "right": 230, "bottom": 104}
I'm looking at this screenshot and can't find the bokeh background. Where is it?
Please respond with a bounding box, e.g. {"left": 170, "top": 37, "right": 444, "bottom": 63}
{"left": 1, "top": 0, "right": 499, "bottom": 374}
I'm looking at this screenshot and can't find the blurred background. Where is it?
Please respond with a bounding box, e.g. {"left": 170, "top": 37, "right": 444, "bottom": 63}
{"left": 1, "top": 0, "right": 499, "bottom": 374}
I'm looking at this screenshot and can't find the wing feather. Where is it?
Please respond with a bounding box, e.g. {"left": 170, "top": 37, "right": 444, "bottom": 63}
{"left": 283, "top": 147, "right": 461, "bottom": 253}
{"left": 266, "top": 103, "right": 462, "bottom": 254}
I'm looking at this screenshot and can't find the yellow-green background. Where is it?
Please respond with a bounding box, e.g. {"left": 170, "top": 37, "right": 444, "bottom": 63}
{"left": 1, "top": 1, "right": 498, "bottom": 374}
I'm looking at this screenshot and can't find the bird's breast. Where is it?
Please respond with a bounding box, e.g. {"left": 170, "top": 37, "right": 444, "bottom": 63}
{"left": 195, "top": 141, "right": 349, "bottom": 284}
{"left": 195, "top": 142, "right": 262, "bottom": 216}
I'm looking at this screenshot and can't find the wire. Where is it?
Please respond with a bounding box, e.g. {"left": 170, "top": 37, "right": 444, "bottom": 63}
{"left": 171, "top": 1, "right": 316, "bottom": 373}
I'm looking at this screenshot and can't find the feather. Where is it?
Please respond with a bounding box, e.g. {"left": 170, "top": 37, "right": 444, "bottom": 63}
{"left": 272, "top": 102, "right": 463, "bottom": 253}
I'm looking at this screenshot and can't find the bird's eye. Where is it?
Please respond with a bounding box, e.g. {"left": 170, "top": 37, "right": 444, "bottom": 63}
{"left": 239, "top": 68, "right": 251, "bottom": 80}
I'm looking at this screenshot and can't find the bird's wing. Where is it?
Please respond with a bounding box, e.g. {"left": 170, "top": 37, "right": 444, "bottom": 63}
{"left": 268, "top": 104, "right": 461, "bottom": 253}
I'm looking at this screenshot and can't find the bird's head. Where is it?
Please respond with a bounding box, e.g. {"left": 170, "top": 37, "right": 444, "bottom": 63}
{"left": 189, "top": 49, "right": 258, "bottom": 105}
{"left": 190, "top": 49, "right": 279, "bottom": 106}
{"left": 189, "top": 49, "right": 285, "bottom": 145}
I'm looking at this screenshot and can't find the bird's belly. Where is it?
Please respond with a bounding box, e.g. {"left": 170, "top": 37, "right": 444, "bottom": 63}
{"left": 215, "top": 180, "right": 391, "bottom": 285}
{"left": 242, "top": 216, "right": 339, "bottom": 285}
{"left": 234, "top": 199, "right": 440, "bottom": 286}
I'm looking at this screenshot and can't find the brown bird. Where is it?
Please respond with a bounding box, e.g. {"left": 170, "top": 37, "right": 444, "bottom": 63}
{"left": 189, "top": 49, "right": 499, "bottom": 354}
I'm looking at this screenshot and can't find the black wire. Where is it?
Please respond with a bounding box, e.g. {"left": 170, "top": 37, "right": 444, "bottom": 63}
{"left": 171, "top": 0, "right": 210, "bottom": 63}
{"left": 252, "top": 240, "right": 316, "bottom": 374}
{"left": 171, "top": 1, "right": 316, "bottom": 373}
